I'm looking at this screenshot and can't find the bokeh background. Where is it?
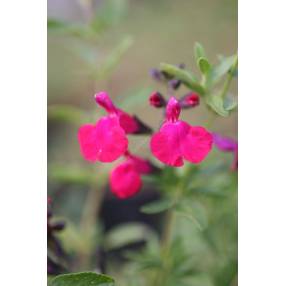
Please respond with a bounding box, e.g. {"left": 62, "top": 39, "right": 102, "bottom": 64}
{"left": 48, "top": 0, "right": 237, "bottom": 285}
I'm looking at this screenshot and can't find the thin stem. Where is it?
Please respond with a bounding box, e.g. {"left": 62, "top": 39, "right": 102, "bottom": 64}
{"left": 151, "top": 209, "right": 175, "bottom": 286}
{"left": 151, "top": 180, "right": 186, "bottom": 286}
{"left": 78, "top": 183, "right": 105, "bottom": 270}
{"left": 220, "top": 54, "right": 238, "bottom": 100}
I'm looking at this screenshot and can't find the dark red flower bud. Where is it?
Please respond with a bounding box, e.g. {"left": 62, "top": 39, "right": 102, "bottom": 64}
{"left": 179, "top": 92, "right": 200, "bottom": 108}
{"left": 149, "top": 91, "right": 166, "bottom": 108}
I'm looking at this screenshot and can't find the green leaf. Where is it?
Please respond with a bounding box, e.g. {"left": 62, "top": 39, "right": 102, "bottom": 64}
{"left": 104, "top": 223, "right": 155, "bottom": 250}
{"left": 175, "top": 201, "right": 208, "bottom": 230}
{"left": 205, "top": 95, "right": 229, "bottom": 117}
{"left": 48, "top": 105, "right": 87, "bottom": 124}
{"left": 194, "top": 42, "right": 206, "bottom": 60}
{"left": 49, "top": 166, "right": 96, "bottom": 185}
{"left": 223, "top": 93, "right": 238, "bottom": 111}
{"left": 48, "top": 19, "right": 68, "bottom": 30}
{"left": 160, "top": 63, "right": 205, "bottom": 95}
{"left": 140, "top": 198, "right": 174, "bottom": 214}
{"left": 197, "top": 57, "right": 211, "bottom": 74}
{"left": 49, "top": 272, "right": 115, "bottom": 286}
{"left": 210, "top": 55, "right": 237, "bottom": 84}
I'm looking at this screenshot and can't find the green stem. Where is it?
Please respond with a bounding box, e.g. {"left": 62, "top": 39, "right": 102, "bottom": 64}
{"left": 151, "top": 209, "right": 175, "bottom": 286}
{"left": 220, "top": 54, "right": 238, "bottom": 100}
{"left": 78, "top": 184, "right": 104, "bottom": 270}
{"left": 151, "top": 177, "right": 187, "bottom": 286}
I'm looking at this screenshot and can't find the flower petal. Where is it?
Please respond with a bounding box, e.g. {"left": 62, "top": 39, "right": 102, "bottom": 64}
{"left": 181, "top": 126, "right": 213, "bottom": 163}
{"left": 150, "top": 121, "right": 189, "bottom": 167}
{"left": 212, "top": 133, "right": 238, "bottom": 152}
{"left": 110, "top": 162, "right": 142, "bottom": 199}
{"left": 128, "top": 155, "right": 153, "bottom": 174}
{"left": 117, "top": 110, "right": 139, "bottom": 134}
{"left": 78, "top": 116, "right": 128, "bottom": 163}
{"left": 78, "top": 124, "right": 99, "bottom": 162}
{"left": 94, "top": 116, "right": 128, "bottom": 162}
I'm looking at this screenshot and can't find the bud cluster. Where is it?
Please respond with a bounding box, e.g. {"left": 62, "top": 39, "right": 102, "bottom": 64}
{"left": 149, "top": 63, "right": 200, "bottom": 110}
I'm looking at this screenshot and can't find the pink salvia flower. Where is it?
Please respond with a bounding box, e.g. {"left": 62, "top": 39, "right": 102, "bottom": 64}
{"left": 78, "top": 92, "right": 128, "bottom": 162}
{"left": 110, "top": 152, "right": 153, "bottom": 199}
{"left": 150, "top": 97, "right": 213, "bottom": 167}
{"left": 212, "top": 133, "right": 238, "bottom": 170}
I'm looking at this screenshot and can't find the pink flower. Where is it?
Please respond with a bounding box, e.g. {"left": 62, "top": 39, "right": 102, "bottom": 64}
{"left": 78, "top": 92, "right": 128, "bottom": 162}
{"left": 110, "top": 152, "right": 154, "bottom": 199}
{"left": 78, "top": 117, "right": 128, "bottom": 162}
{"left": 212, "top": 133, "right": 238, "bottom": 170}
{"left": 78, "top": 91, "right": 152, "bottom": 162}
{"left": 150, "top": 97, "right": 213, "bottom": 167}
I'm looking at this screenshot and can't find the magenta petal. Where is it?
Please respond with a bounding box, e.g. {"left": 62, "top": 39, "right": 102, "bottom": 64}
{"left": 78, "top": 124, "right": 99, "bottom": 162}
{"left": 181, "top": 126, "right": 213, "bottom": 163}
{"left": 94, "top": 116, "right": 128, "bottom": 162}
{"left": 110, "top": 162, "right": 142, "bottom": 199}
{"left": 128, "top": 155, "right": 153, "bottom": 174}
{"left": 150, "top": 122, "right": 189, "bottom": 167}
{"left": 212, "top": 133, "right": 238, "bottom": 152}
{"left": 78, "top": 116, "right": 128, "bottom": 163}
{"left": 117, "top": 110, "right": 139, "bottom": 134}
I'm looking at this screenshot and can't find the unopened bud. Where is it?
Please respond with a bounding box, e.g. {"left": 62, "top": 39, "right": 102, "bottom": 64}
{"left": 179, "top": 92, "right": 200, "bottom": 108}
{"left": 149, "top": 91, "right": 166, "bottom": 108}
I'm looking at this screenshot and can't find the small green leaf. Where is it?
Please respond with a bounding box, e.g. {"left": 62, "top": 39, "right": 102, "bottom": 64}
{"left": 194, "top": 42, "right": 206, "bottom": 60}
{"left": 48, "top": 19, "right": 68, "bottom": 30}
{"left": 197, "top": 57, "right": 211, "bottom": 74}
{"left": 223, "top": 93, "right": 238, "bottom": 111}
{"left": 140, "top": 198, "right": 174, "bottom": 214}
{"left": 104, "top": 223, "right": 155, "bottom": 250}
{"left": 49, "top": 272, "right": 115, "bottom": 286}
{"left": 49, "top": 166, "right": 96, "bottom": 185}
{"left": 160, "top": 63, "right": 205, "bottom": 95}
{"left": 175, "top": 201, "right": 208, "bottom": 230}
{"left": 211, "top": 55, "right": 237, "bottom": 84}
{"left": 205, "top": 95, "right": 229, "bottom": 117}
{"left": 48, "top": 105, "right": 87, "bottom": 124}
